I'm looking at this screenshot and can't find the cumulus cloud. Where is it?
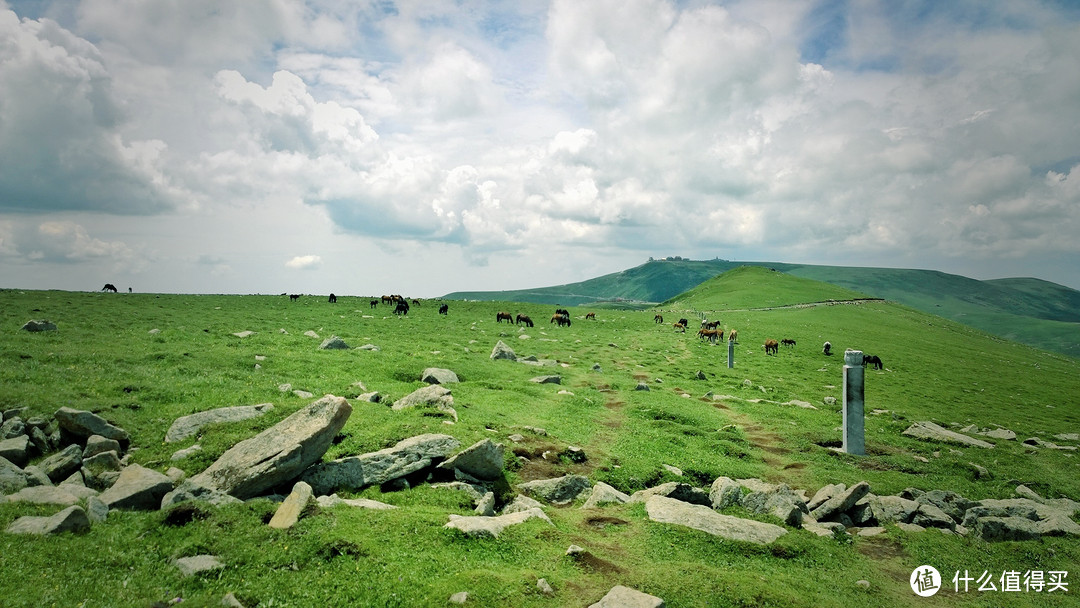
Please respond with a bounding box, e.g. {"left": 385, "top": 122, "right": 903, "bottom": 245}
{"left": 0, "top": 219, "right": 149, "bottom": 273}
{"left": 285, "top": 254, "right": 321, "bottom": 270}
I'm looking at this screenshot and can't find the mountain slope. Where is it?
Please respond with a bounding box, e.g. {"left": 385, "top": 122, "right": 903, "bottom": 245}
{"left": 661, "top": 266, "right": 873, "bottom": 310}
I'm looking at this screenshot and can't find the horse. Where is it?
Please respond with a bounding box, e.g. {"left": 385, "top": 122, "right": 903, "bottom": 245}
{"left": 781, "top": 338, "right": 796, "bottom": 348}
{"left": 516, "top": 314, "right": 533, "bottom": 327}
{"left": 438, "top": 304, "right": 449, "bottom": 315}
{"left": 289, "top": 294, "right": 300, "bottom": 302}
{"left": 728, "top": 329, "right": 738, "bottom": 343}
{"left": 370, "top": 299, "right": 378, "bottom": 309}
{"left": 864, "top": 355, "right": 883, "bottom": 370}
{"left": 673, "top": 322, "right": 686, "bottom": 333}
{"left": 101, "top": 284, "right": 118, "bottom": 293}
{"left": 585, "top": 312, "right": 596, "bottom": 320}
{"left": 702, "top": 320, "right": 721, "bottom": 330}
{"left": 698, "top": 328, "right": 721, "bottom": 344}
{"left": 496, "top": 311, "right": 513, "bottom": 323}
{"left": 381, "top": 295, "right": 393, "bottom": 304}
{"left": 823, "top": 341, "right": 832, "bottom": 355}
{"left": 764, "top": 339, "right": 779, "bottom": 355}
{"left": 412, "top": 299, "right": 421, "bottom": 306}
{"left": 328, "top": 293, "right": 337, "bottom": 303}
{"left": 654, "top": 314, "right": 663, "bottom": 324}
{"left": 551, "top": 313, "right": 571, "bottom": 327}
{"left": 678, "top": 318, "right": 689, "bottom": 328}
{"left": 393, "top": 301, "right": 409, "bottom": 315}
{"left": 555, "top": 308, "right": 570, "bottom": 317}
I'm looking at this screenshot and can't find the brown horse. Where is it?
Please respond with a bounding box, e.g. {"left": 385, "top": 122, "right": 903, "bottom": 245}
{"left": 585, "top": 312, "right": 596, "bottom": 320}
{"left": 698, "top": 328, "right": 721, "bottom": 343}
{"left": 551, "top": 313, "right": 571, "bottom": 327}
{"left": 764, "top": 339, "right": 779, "bottom": 355}
{"left": 516, "top": 314, "right": 534, "bottom": 327}
{"left": 654, "top": 314, "right": 663, "bottom": 324}
{"left": 728, "top": 329, "right": 738, "bottom": 343}
{"left": 496, "top": 311, "right": 513, "bottom": 323}
{"left": 673, "top": 322, "right": 686, "bottom": 333}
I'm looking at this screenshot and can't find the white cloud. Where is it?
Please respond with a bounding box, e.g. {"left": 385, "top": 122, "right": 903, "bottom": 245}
{"left": 285, "top": 254, "right": 322, "bottom": 270}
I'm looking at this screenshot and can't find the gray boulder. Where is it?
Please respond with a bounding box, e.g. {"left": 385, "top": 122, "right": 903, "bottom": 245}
{"left": 54, "top": 407, "right": 129, "bottom": 445}
{"left": 588, "top": 586, "right": 665, "bottom": 608}
{"left": 301, "top": 433, "right": 460, "bottom": 495}
{"left": 188, "top": 395, "right": 352, "bottom": 499}
{"left": 40, "top": 444, "right": 83, "bottom": 483}
{"left": 421, "top": 368, "right": 459, "bottom": 384}
{"left": 916, "top": 490, "right": 971, "bottom": 524}
{"left": 807, "top": 483, "right": 846, "bottom": 512}
{"left": 502, "top": 494, "right": 546, "bottom": 514}
{"left": 0, "top": 456, "right": 28, "bottom": 495}
{"left": 530, "top": 375, "right": 561, "bottom": 384}
{"left": 83, "top": 435, "right": 122, "bottom": 459}
{"left": 316, "top": 494, "right": 397, "bottom": 510}
{"left": 437, "top": 439, "right": 504, "bottom": 481}
{"left": 1, "top": 417, "right": 25, "bottom": 440}
{"left": 645, "top": 495, "right": 787, "bottom": 545}
{"left": 708, "top": 477, "right": 743, "bottom": 510}
{"left": 268, "top": 481, "right": 314, "bottom": 529}
{"left": 6, "top": 485, "right": 92, "bottom": 506}
{"left": 160, "top": 479, "right": 243, "bottom": 509}
{"left": 971, "top": 516, "right": 1042, "bottom": 541}
{"left": 0, "top": 436, "right": 29, "bottom": 467}
{"left": 810, "top": 481, "right": 870, "bottom": 522}
{"left": 444, "top": 508, "right": 552, "bottom": 538}
{"left": 911, "top": 502, "right": 956, "bottom": 530}
{"left": 582, "top": 482, "right": 631, "bottom": 509}
{"left": 165, "top": 403, "right": 274, "bottom": 443}
{"left": 21, "top": 319, "right": 57, "bottom": 332}
{"left": 490, "top": 340, "right": 517, "bottom": 361}
{"left": 392, "top": 385, "right": 454, "bottom": 410}
{"left": 5, "top": 505, "right": 89, "bottom": 535}
{"left": 174, "top": 555, "right": 225, "bottom": 577}
{"left": 319, "top": 336, "right": 350, "bottom": 350}
{"left": 629, "top": 482, "right": 711, "bottom": 507}
{"left": 741, "top": 483, "right": 808, "bottom": 527}
{"left": 902, "top": 421, "right": 994, "bottom": 448}
{"left": 99, "top": 464, "right": 174, "bottom": 510}
{"left": 519, "top": 475, "right": 592, "bottom": 506}
{"left": 870, "top": 495, "right": 920, "bottom": 524}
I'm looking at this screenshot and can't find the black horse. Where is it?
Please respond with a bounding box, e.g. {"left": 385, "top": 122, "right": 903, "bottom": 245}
{"left": 328, "top": 293, "right": 337, "bottom": 303}
{"left": 394, "top": 301, "right": 410, "bottom": 315}
{"left": 101, "top": 284, "right": 118, "bottom": 293}
{"left": 438, "top": 304, "right": 449, "bottom": 315}
{"left": 864, "top": 355, "right": 884, "bottom": 370}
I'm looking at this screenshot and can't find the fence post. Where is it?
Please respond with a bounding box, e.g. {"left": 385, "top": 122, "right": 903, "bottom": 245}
{"left": 843, "top": 350, "right": 865, "bottom": 455}
{"left": 727, "top": 338, "right": 735, "bottom": 369}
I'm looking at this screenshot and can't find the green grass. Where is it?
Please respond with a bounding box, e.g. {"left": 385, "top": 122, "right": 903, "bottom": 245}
{"left": 1, "top": 283, "right": 1078, "bottom": 607}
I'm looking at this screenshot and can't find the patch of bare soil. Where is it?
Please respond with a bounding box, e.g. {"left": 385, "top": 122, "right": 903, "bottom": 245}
{"left": 583, "top": 516, "right": 630, "bottom": 529}
{"left": 512, "top": 440, "right": 598, "bottom": 482}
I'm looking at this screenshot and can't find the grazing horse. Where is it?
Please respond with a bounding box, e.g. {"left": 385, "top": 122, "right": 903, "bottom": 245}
{"left": 585, "top": 312, "right": 596, "bottom": 320}
{"left": 864, "top": 355, "right": 883, "bottom": 370}
{"left": 698, "top": 328, "right": 721, "bottom": 344}
{"left": 551, "top": 313, "right": 571, "bottom": 327}
{"left": 289, "top": 294, "right": 300, "bottom": 302}
{"left": 381, "top": 295, "right": 393, "bottom": 304}
{"left": 393, "top": 301, "right": 410, "bottom": 315}
{"left": 516, "top": 314, "right": 533, "bottom": 327}
{"left": 101, "top": 284, "right": 118, "bottom": 293}
{"left": 677, "top": 318, "right": 689, "bottom": 328}
{"left": 702, "top": 320, "right": 721, "bottom": 330}
{"left": 496, "top": 311, "right": 513, "bottom": 323}
{"left": 654, "top": 314, "right": 663, "bottom": 324}
{"left": 328, "top": 293, "right": 337, "bottom": 303}
{"left": 412, "top": 299, "right": 421, "bottom": 306}
{"left": 370, "top": 299, "right": 378, "bottom": 309}
{"left": 438, "top": 304, "right": 449, "bottom": 315}
{"left": 673, "top": 322, "right": 686, "bottom": 333}
{"left": 764, "top": 339, "right": 779, "bottom": 355}
{"left": 781, "top": 338, "right": 796, "bottom": 348}
{"left": 727, "top": 329, "right": 738, "bottom": 343}
{"left": 823, "top": 341, "right": 832, "bottom": 355}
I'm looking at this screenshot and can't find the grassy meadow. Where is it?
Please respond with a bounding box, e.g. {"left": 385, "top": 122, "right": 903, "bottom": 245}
{"left": 1, "top": 270, "right": 1078, "bottom": 607}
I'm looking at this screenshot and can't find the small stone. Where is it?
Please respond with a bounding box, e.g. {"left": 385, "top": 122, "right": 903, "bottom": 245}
{"left": 175, "top": 555, "right": 225, "bottom": 577}
{"left": 449, "top": 591, "right": 468, "bottom": 604}
{"left": 537, "top": 578, "right": 554, "bottom": 596}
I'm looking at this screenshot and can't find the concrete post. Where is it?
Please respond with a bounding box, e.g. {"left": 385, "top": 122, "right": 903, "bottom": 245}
{"left": 843, "top": 350, "right": 865, "bottom": 455}
{"left": 727, "top": 338, "right": 735, "bottom": 369}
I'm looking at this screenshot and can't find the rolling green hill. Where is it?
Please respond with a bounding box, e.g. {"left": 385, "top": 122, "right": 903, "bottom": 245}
{"left": 661, "top": 266, "right": 873, "bottom": 310}
{"left": 444, "top": 259, "right": 1080, "bottom": 358}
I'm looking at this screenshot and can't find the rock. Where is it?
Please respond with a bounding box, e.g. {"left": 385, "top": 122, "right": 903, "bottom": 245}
{"left": 81, "top": 451, "right": 123, "bottom": 480}
{"left": 54, "top": 407, "right": 129, "bottom": 445}
{"left": 802, "top": 521, "right": 848, "bottom": 537}
{"left": 171, "top": 444, "right": 203, "bottom": 461}
{"left": 519, "top": 475, "right": 592, "bottom": 505}
{"left": 695, "top": 371, "right": 707, "bottom": 380}
{"left": 870, "top": 495, "right": 920, "bottom": 524}
{"left": 502, "top": 494, "right": 545, "bottom": 514}
{"left": 561, "top": 446, "right": 587, "bottom": 463}
{"left": 315, "top": 494, "right": 397, "bottom": 510}
{"left": 5, "top": 505, "right": 90, "bottom": 535}
{"left": 741, "top": 484, "right": 809, "bottom": 527}
{"left": 629, "top": 482, "right": 711, "bottom": 507}
{"left": 902, "top": 421, "right": 994, "bottom": 448}
{"left": 356, "top": 392, "right": 382, "bottom": 403}
{"left": 221, "top": 593, "right": 245, "bottom": 608}
{"left": 474, "top": 491, "right": 496, "bottom": 516}
{"left": 582, "top": 482, "right": 631, "bottom": 509}
{"left": 166, "top": 467, "right": 186, "bottom": 483}
{"left": 635, "top": 382, "right": 650, "bottom": 391}
{"left": 431, "top": 481, "right": 488, "bottom": 502}
{"left": 588, "top": 585, "right": 665, "bottom": 608}
{"left": 268, "top": 481, "right": 314, "bottom": 529}
{"left": 969, "top": 462, "right": 990, "bottom": 479}
{"left": 86, "top": 496, "right": 109, "bottom": 523}
{"left": 165, "top": 403, "right": 275, "bottom": 443}
{"left": 915, "top": 490, "right": 971, "bottom": 524}
{"left": 810, "top": 481, "right": 870, "bottom": 521}
{"left": 293, "top": 390, "right": 314, "bottom": 399}
{"left": 530, "top": 375, "right": 561, "bottom": 384}
{"left": 301, "top": 433, "right": 460, "bottom": 495}
{"left": 391, "top": 385, "right": 454, "bottom": 411}
{"left": 358, "top": 344, "right": 380, "bottom": 351}
{"left": 319, "top": 336, "right": 349, "bottom": 350}
{"left": 0, "top": 436, "right": 29, "bottom": 467}
{"left": 0, "top": 456, "right": 28, "bottom": 494}
{"left": 175, "top": 555, "right": 225, "bottom": 577}
{"left": 971, "top": 516, "right": 1042, "bottom": 541}
{"left": 645, "top": 495, "right": 787, "bottom": 545}
{"left": 437, "top": 439, "right": 504, "bottom": 481}
{"left": 99, "top": 464, "right": 174, "bottom": 510}
{"left": 490, "top": 340, "right": 517, "bottom": 361}
{"left": 160, "top": 479, "right": 243, "bottom": 509}
{"left": 421, "top": 368, "right": 459, "bottom": 384}
{"left": 978, "top": 428, "right": 1017, "bottom": 440}
{"left": 6, "top": 485, "right": 92, "bottom": 506}
{"left": 449, "top": 591, "right": 468, "bottom": 604}
{"left": 303, "top": 330, "right": 319, "bottom": 339}
{"left": 40, "top": 444, "right": 83, "bottom": 483}
{"left": 83, "top": 435, "right": 122, "bottom": 459}
{"left": 232, "top": 331, "right": 255, "bottom": 338}
{"left": 537, "top": 578, "right": 555, "bottom": 596}
{"left": 444, "top": 508, "right": 552, "bottom": 538}
{"left": 188, "top": 395, "right": 352, "bottom": 499}
{"left": 21, "top": 319, "right": 57, "bottom": 332}
{"left": 1038, "top": 513, "right": 1080, "bottom": 537}
{"left": 709, "top": 477, "right": 743, "bottom": 510}
{"left": 911, "top": 503, "right": 956, "bottom": 530}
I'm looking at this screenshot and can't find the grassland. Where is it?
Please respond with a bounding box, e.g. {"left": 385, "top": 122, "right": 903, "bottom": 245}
{"left": 1, "top": 271, "right": 1078, "bottom": 607}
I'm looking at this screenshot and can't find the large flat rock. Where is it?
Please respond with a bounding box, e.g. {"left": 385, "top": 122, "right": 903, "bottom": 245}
{"left": 189, "top": 395, "right": 352, "bottom": 499}
{"left": 301, "top": 433, "right": 459, "bottom": 495}
{"left": 902, "top": 421, "right": 994, "bottom": 448}
{"left": 444, "top": 507, "right": 552, "bottom": 538}
{"left": 645, "top": 495, "right": 787, "bottom": 545}
{"left": 165, "top": 403, "right": 274, "bottom": 443}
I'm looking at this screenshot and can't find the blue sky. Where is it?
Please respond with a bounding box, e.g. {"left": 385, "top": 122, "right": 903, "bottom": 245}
{"left": 1, "top": 0, "right": 1079, "bottom": 296}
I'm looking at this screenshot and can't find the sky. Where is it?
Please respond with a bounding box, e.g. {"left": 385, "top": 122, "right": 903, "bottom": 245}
{"left": 1, "top": 0, "right": 1079, "bottom": 297}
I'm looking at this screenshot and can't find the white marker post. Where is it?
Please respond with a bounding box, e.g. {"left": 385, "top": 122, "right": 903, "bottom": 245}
{"left": 843, "top": 350, "right": 865, "bottom": 455}
{"left": 727, "top": 338, "right": 735, "bottom": 368}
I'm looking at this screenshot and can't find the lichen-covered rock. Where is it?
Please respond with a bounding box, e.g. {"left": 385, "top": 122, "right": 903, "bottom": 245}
{"left": 645, "top": 495, "right": 786, "bottom": 545}
{"left": 164, "top": 403, "right": 274, "bottom": 443}
{"left": 519, "top": 475, "right": 592, "bottom": 506}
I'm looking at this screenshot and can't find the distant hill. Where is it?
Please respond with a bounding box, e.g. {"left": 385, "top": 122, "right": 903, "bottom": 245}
{"left": 443, "top": 259, "right": 1080, "bottom": 358}
{"left": 661, "top": 266, "right": 873, "bottom": 310}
